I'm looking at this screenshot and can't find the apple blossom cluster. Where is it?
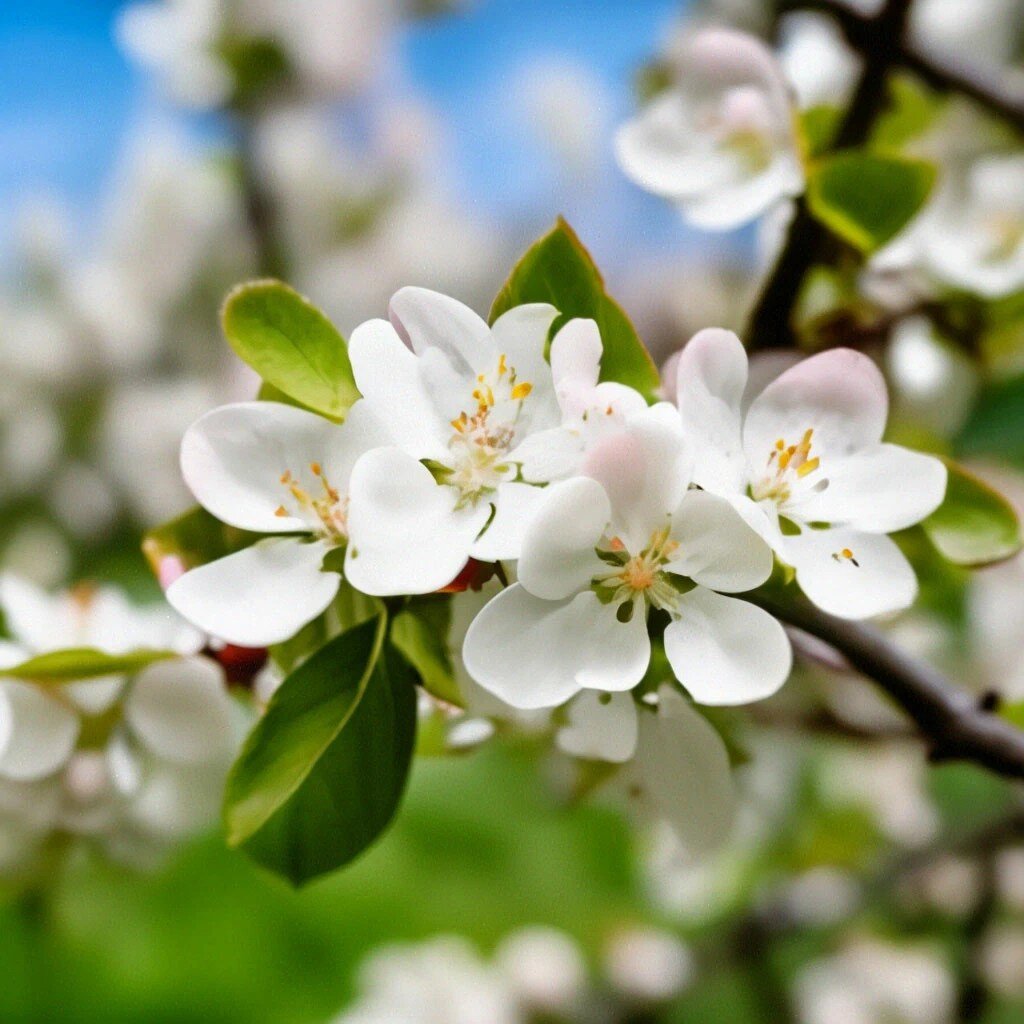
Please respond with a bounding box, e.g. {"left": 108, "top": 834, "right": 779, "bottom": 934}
{"left": 0, "top": 577, "right": 241, "bottom": 875}
{"left": 331, "top": 926, "right": 693, "bottom": 1024}
{"left": 162, "top": 284, "right": 947, "bottom": 855}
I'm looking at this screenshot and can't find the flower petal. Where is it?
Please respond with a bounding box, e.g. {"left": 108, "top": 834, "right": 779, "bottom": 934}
{"left": 674, "top": 328, "right": 749, "bottom": 496}
{"left": 664, "top": 588, "right": 792, "bottom": 705}
{"left": 345, "top": 447, "right": 488, "bottom": 596}
{"left": 0, "top": 681, "right": 80, "bottom": 781}
{"left": 462, "top": 585, "right": 650, "bottom": 710}
{"left": 795, "top": 444, "right": 948, "bottom": 532}
{"left": 666, "top": 489, "right": 773, "bottom": 593}
{"left": 181, "top": 401, "right": 348, "bottom": 533}
{"left": 743, "top": 349, "right": 888, "bottom": 467}
{"left": 518, "top": 477, "right": 610, "bottom": 600}
{"left": 682, "top": 155, "right": 803, "bottom": 230}
{"left": 348, "top": 317, "right": 449, "bottom": 456}
{"left": 470, "top": 481, "right": 547, "bottom": 563}
{"left": 632, "top": 685, "right": 736, "bottom": 855}
{"left": 786, "top": 527, "right": 918, "bottom": 619}
{"left": 0, "top": 575, "right": 66, "bottom": 652}
{"left": 167, "top": 537, "right": 338, "bottom": 647}
{"left": 490, "top": 302, "right": 560, "bottom": 397}
{"left": 388, "top": 286, "right": 491, "bottom": 373}
{"left": 557, "top": 690, "right": 639, "bottom": 764}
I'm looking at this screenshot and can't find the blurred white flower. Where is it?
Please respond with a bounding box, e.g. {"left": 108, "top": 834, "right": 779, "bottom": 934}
{"left": 777, "top": 12, "right": 859, "bottom": 109}
{"left": 616, "top": 28, "right": 803, "bottom": 230}
{"left": 495, "top": 926, "right": 588, "bottom": 1016}
{"left": 603, "top": 926, "right": 694, "bottom": 1003}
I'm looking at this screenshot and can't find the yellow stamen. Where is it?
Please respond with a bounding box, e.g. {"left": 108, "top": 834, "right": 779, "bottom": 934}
{"left": 511, "top": 381, "right": 533, "bottom": 400}
{"left": 797, "top": 456, "right": 820, "bottom": 478}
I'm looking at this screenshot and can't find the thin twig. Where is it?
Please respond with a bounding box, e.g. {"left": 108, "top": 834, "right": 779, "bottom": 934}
{"left": 745, "top": 588, "right": 1024, "bottom": 781}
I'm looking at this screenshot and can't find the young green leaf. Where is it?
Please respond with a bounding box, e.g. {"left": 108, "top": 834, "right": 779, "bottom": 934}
{"left": 143, "top": 506, "right": 260, "bottom": 577}
{"left": 957, "top": 372, "right": 1024, "bottom": 466}
{"left": 490, "top": 218, "right": 659, "bottom": 398}
{"left": 807, "top": 152, "right": 936, "bottom": 253}
{"left": 923, "top": 458, "right": 1022, "bottom": 566}
{"left": 222, "top": 280, "right": 359, "bottom": 419}
{"left": 1, "top": 647, "right": 178, "bottom": 683}
{"left": 391, "top": 597, "right": 463, "bottom": 708}
{"left": 224, "top": 614, "right": 417, "bottom": 886}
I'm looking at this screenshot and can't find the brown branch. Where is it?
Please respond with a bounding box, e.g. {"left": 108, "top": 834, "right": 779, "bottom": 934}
{"left": 745, "top": 588, "right": 1024, "bottom": 781}
{"left": 746, "top": 0, "right": 915, "bottom": 351}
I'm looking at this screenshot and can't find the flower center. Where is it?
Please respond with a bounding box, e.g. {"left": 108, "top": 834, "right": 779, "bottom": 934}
{"left": 700, "top": 87, "right": 775, "bottom": 175}
{"left": 442, "top": 353, "right": 533, "bottom": 508}
{"left": 591, "top": 526, "right": 684, "bottom": 616}
{"left": 276, "top": 463, "right": 349, "bottom": 544}
{"left": 751, "top": 428, "right": 825, "bottom": 506}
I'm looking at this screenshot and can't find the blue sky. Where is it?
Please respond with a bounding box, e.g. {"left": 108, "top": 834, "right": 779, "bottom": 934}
{"left": 0, "top": 0, "right": 700, "bottom": 264}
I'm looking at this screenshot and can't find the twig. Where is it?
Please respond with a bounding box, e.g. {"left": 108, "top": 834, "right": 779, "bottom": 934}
{"left": 746, "top": 0, "right": 915, "bottom": 351}
{"left": 745, "top": 588, "right": 1024, "bottom": 781}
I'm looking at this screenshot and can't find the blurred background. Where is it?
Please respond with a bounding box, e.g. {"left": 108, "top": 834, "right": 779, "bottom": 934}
{"left": 3, "top": 1, "right": 1024, "bottom": 1022}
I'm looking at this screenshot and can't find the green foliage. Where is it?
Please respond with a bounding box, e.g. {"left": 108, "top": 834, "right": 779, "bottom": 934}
{"left": 224, "top": 615, "right": 417, "bottom": 886}
{"left": 142, "top": 506, "right": 259, "bottom": 575}
{"left": 799, "top": 105, "right": 842, "bottom": 160}
{"left": 871, "top": 75, "right": 942, "bottom": 150}
{"left": 807, "top": 152, "right": 936, "bottom": 253}
{"left": 0, "top": 647, "right": 176, "bottom": 683}
{"left": 221, "top": 280, "right": 359, "bottom": 420}
{"left": 922, "top": 458, "right": 1022, "bottom": 566}
{"left": 391, "top": 597, "right": 463, "bottom": 707}
{"left": 490, "top": 218, "right": 660, "bottom": 398}
{"left": 957, "top": 372, "right": 1024, "bottom": 466}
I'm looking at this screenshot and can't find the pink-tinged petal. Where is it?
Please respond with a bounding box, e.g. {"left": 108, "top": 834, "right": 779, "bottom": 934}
{"left": 126, "top": 656, "right": 235, "bottom": 766}
{"left": 631, "top": 686, "right": 736, "bottom": 855}
{"left": 666, "top": 490, "right": 773, "bottom": 593}
{"left": 744, "top": 349, "right": 888, "bottom": 469}
{"left": 665, "top": 588, "right": 792, "bottom": 705}
{"left": 181, "top": 401, "right": 344, "bottom": 534}
{"left": 517, "top": 477, "right": 611, "bottom": 601}
{"left": 167, "top": 538, "right": 338, "bottom": 647}
{"left": 582, "top": 404, "right": 692, "bottom": 551}
{"left": 0, "top": 682, "right": 79, "bottom": 781}
{"left": 786, "top": 527, "right": 918, "bottom": 619}
{"left": 557, "top": 690, "right": 638, "bottom": 764}
{"left": 462, "top": 585, "right": 649, "bottom": 710}
{"left": 345, "top": 447, "right": 488, "bottom": 596}
{"left": 347, "top": 317, "right": 449, "bottom": 456}
{"left": 675, "top": 328, "right": 749, "bottom": 496}
{"left": 470, "top": 481, "right": 547, "bottom": 563}
{"left": 794, "top": 444, "right": 947, "bottom": 532}
{"left": 388, "top": 286, "right": 491, "bottom": 373}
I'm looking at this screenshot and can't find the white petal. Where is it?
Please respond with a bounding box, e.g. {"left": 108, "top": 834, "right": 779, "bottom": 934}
{"left": 517, "top": 477, "right": 610, "bottom": 601}
{"left": 795, "top": 444, "right": 947, "bottom": 532}
{"left": 786, "top": 527, "right": 918, "bottom": 619}
{"left": 64, "top": 676, "right": 125, "bottom": 715}
{"left": 743, "top": 349, "right": 888, "bottom": 466}
{"left": 347, "top": 317, "right": 449, "bottom": 456}
{"left": 681, "top": 155, "right": 803, "bottom": 230}
{"left": 388, "top": 286, "right": 491, "bottom": 372}
{"left": 666, "top": 490, "right": 773, "bottom": 593}
{"left": 513, "top": 426, "right": 586, "bottom": 483}
{"left": 126, "top": 656, "right": 235, "bottom": 765}
{"left": 167, "top": 537, "right": 338, "bottom": 646}
{"left": 632, "top": 685, "right": 735, "bottom": 855}
{"left": 0, "top": 575, "right": 68, "bottom": 652}
{"left": 180, "top": 401, "right": 349, "bottom": 533}
{"left": 557, "top": 690, "right": 639, "bottom": 763}
{"left": 674, "top": 328, "right": 749, "bottom": 496}
{"left": 345, "top": 447, "right": 488, "bottom": 596}
{"left": 550, "top": 317, "right": 601, "bottom": 393}
{"left": 664, "top": 588, "right": 792, "bottom": 705}
{"left": 470, "top": 481, "right": 547, "bottom": 563}
{"left": 462, "top": 586, "right": 650, "bottom": 710}
{"left": 490, "top": 302, "right": 560, "bottom": 394}
{"left": 0, "top": 682, "right": 79, "bottom": 781}
{"left": 582, "top": 403, "right": 692, "bottom": 550}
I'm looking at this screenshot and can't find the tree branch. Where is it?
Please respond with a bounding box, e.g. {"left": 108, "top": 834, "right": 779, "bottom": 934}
{"left": 746, "top": 0, "right": 915, "bottom": 351}
{"left": 745, "top": 588, "right": 1024, "bottom": 781}
{"left": 234, "top": 116, "right": 289, "bottom": 280}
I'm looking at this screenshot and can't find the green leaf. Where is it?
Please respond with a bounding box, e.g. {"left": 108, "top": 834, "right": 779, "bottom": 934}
{"left": 922, "top": 458, "right": 1022, "bottom": 566}
{"left": 3, "top": 647, "right": 177, "bottom": 683}
{"left": 807, "top": 152, "right": 936, "bottom": 253}
{"left": 799, "top": 105, "right": 842, "bottom": 159}
{"left": 222, "top": 280, "right": 359, "bottom": 420}
{"left": 143, "top": 506, "right": 260, "bottom": 576}
{"left": 957, "top": 372, "right": 1024, "bottom": 465}
{"left": 224, "top": 614, "right": 417, "bottom": 886}
{"left": 871, "top": 75, "right": 941, "bottom": 151}
{"left": 391, "top": 597, "right": 462, "bottom": 707}
{"left": 489, "top": 218, "right": 659, "bottom": 398}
